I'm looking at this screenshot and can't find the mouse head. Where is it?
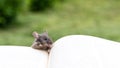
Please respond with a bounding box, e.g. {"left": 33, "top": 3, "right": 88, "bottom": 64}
{"left": 32, "top": 31, "right": 53, "bottom": 47}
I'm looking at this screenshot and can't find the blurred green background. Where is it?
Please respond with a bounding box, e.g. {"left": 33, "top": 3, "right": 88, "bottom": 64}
{"left": 0, "top": 0, "right": 120, "bottom": 46}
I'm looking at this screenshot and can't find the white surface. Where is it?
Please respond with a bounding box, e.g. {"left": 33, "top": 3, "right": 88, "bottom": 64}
{"left": 48, "top": 35, "right": 120, "bottom": 68}
{"left": 0, "top": 46, "right": 48, "bottom": 68}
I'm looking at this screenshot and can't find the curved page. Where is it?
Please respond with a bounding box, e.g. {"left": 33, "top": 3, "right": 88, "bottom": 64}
{"left": 48, "top": 35, "right": 120, "bottom": 68}
{"left": 0, "top": 46, "right": 48, "bottom": 68}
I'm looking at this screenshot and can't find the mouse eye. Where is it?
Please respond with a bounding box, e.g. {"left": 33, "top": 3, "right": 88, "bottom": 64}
{"left": 44, "top": 38, "right": 48, "bottom": 40}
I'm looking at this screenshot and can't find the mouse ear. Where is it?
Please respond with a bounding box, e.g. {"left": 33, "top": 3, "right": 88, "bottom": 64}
{"left": 32, "top": 32, "right": 39, "bottom": 38}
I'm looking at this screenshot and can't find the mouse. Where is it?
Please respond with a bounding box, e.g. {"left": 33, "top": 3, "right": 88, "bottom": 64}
{"left": 31, "top": 31, "right": 53, "bottom": 52}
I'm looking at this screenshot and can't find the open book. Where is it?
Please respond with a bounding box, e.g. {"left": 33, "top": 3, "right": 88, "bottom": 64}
{"left": 1, "top": 35, "right": 120, "bottom": 68}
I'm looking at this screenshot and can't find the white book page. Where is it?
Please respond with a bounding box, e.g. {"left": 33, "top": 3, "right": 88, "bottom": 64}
{"left": 48, "top": 35, "right": 120, "bottom": 68}
{"left": 0, "top": 46, "right": 48, "bottom": 68}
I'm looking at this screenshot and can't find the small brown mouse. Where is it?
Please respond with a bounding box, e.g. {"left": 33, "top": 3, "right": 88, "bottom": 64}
{"left": 31, "top": 31, "right": 53, "bottom": 52}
